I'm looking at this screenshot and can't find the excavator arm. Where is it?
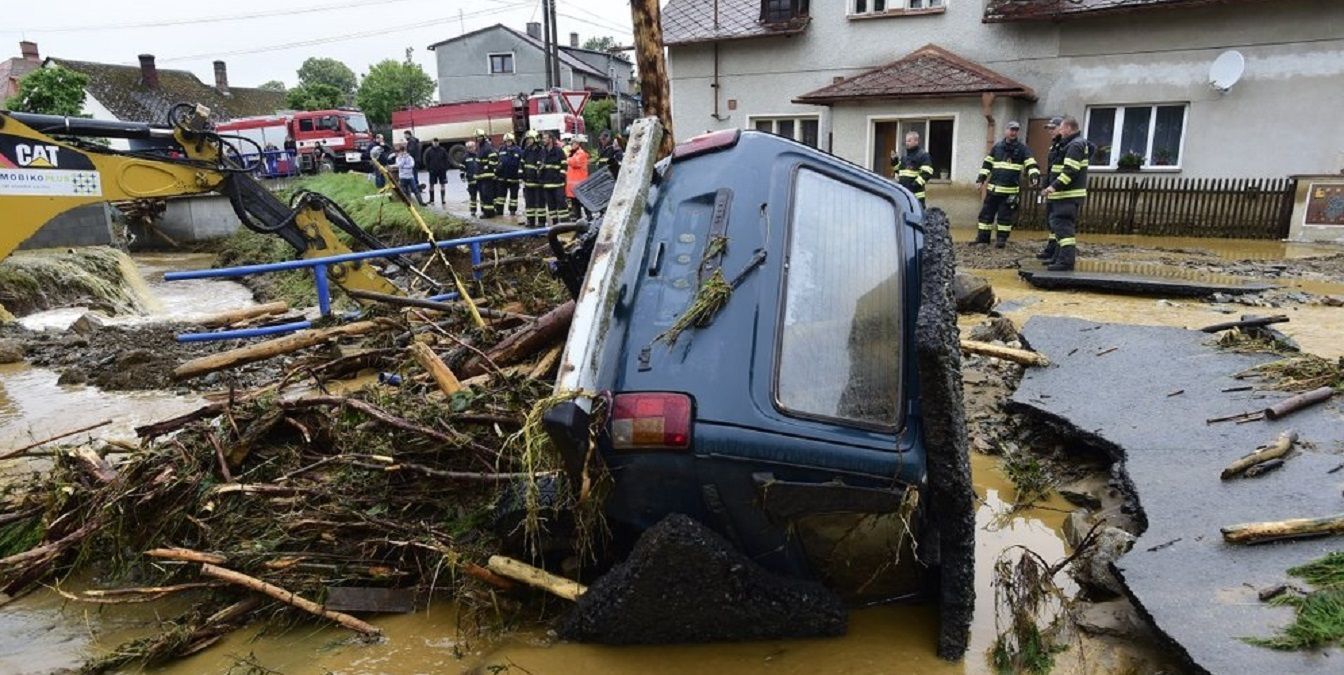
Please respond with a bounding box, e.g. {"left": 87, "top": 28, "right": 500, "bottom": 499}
{"left": 0, "top": 104, "right": 403, "bottom": 297}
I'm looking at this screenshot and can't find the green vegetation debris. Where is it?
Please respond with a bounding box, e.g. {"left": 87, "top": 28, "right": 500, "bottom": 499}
{"left": 992, "top": 546, "right": 1072, "bottom": 675}
{"left": 657, "top": 269, "right": 732, "bottom": 346}
{"left": 1001, "top": 445, "right": 1058, "bottom": 509}
{"left": 0, "top": 247, "right": 155, "bottom": 317}
{"left": 278, "top": 173, "right": 462, "bottom": 241}
{"left": 1247, "top": 551, "right": 1344, "bottom": 651}
{"left": 1240, "top": 355, "right": 1344, "bottom": 393}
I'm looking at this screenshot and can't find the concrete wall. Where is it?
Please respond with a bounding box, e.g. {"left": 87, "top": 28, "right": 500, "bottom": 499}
{"left": 668, "top": 0, "right": 1344, "bottom": 182}
{"left": 433, "top": 28, "right": 580, "bottom": 102}
{"left": 126, "top": 195, "right": 241, "bottom": 249}
{"left": 17, "top": 204, "right": 115, "bottom": 250}
{"left": 1288, "top": 176, "right": 1344, "bottom": 245}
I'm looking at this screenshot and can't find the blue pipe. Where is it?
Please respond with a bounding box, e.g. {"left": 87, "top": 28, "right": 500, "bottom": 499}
{"left": 470, "top": 242, "right": 483, "bottom": 280}
{"left": 426, "top": 292, "right": 461, "bottom": 302}
{"left": 176, "top": 320, "right": 312, "bottom": 343}
{"left": 164, "top": 228, "right": 549, "bottom": 281}
{"left": 314, "top": 265, "right": 331, "bottom": 317}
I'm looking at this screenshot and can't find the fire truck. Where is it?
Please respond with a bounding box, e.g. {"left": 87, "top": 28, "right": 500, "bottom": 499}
{"left": 217, "top": 109, "right": 373, "bottom": 174}
{"left": 391, "top": 89, "right": 588, "bottom": 167}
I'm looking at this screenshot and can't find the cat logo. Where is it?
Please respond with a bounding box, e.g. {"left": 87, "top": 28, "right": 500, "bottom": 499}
{"left": 14, "top": 143, "right": 62, "bottom": 168}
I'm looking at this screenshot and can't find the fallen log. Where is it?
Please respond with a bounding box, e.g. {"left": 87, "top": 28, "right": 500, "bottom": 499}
{"left": 486, "top": 555, "right": 587, "bottom": 601}
{"left": 197, "top": 302, "right": 289, "bottom": 328}
{"left": 173, "top": 320, "right": 388, "bottom": 381}
{"left": 1264, "top": 386, "right": 1335, "bottom": 420}
{"left": 72, "top": 447, "right": 118, "bottom": 484}
{"left": 463, "top": 301, "right": 576, "bottom": 377}
{"left": 200, "top": 563, "right": 382, "bottom": 635}
{"left": 345, "top": 288, "right": 471, "bottom": 314}
{"left": 529, "top": 345, "right": 564, "bottom": 380}
{"left": 409, "top": 342, "right": 462, "bottom": 395}
{"left": 1199, "top": 314, "right": 1290, "bottom": 334}
{"left": 959, "top": 340, "right": 1050, "bottom": 367}
{"left": 1220, "top": 430, "right": 1298, "bottom": 480}
{"left": 0, "top": 419, "right": 113, "bottom": 460}
{"left": 1222, "top": 513, "right": 1344, "bottom": 545}
{"left": 145, "top": 547, "right": 228, "bottom": 565}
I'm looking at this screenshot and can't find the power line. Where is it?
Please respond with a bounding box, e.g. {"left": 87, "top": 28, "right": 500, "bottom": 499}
{"left": 557, "top": 2, "right": 633, "bottom": 34}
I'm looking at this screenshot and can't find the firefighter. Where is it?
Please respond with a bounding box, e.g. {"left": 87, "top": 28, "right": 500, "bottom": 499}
{"left": 424, "top": 138, "right": 451, "bottom": 206}
{"left": 1037, "top": 116, "right": 1066, "bottom": 261}
{"left": 974, "top": 121, "right": 1039, "bottom": 248}
{"left": 475, "top": 129, "right": 497, "bottom": 218}
{"left": 540, "top": 131, "right": 569, "bottom": 224}
{"left": 521, "top": 130, "right": 544, "bottom": 227}
{"left": 1041, "top": 115, "right": 1089, "bottom": 271}
{"left": 496, "top": 132, "right": 523, "bottom": 220}
{"left": 595, "top": 129, "right": 624, "bottom": 180}
{"left": 460, "top": 140, "right": 483, "bottom": 217}
{"left": 890, "top": 131, "right": 934, "bottom": 208}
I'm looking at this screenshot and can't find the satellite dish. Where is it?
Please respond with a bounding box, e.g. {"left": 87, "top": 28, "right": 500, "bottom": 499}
{"left": 1209, "top": 51, "right": 1245, "bottom": 93}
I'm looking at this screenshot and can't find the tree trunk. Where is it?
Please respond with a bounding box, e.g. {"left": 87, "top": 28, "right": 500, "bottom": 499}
{"left": 1264, "top": 386, "right": 1335, "bottom": 420}
{"left": 200, "top": 563, "right": 382, "bottom": 635}
{"left": 959, "top": 340, "right": 1050, "bottom": 367}
{"left": 1220, "top": 430, "right": 1297, "bottom": 480}
{"left": 1221, "top": 513, "right": 1344, "bottom": 545}
{"left": 486, "top": 555, "right": 587, "bottom": 601}
{"left": 629, "top": 0, "right": 675, "bottom": 158}
{"left": 173, "top": 320, "right": 387, "bottom": 380}
{"left": 197, "top": 302, "right": 289, "bottom": 328}
{"left": 409, "top": 342, "right": 462, "bottom": 395}
{"left": 462, "top": 300, "right": 575, "bottom": 376}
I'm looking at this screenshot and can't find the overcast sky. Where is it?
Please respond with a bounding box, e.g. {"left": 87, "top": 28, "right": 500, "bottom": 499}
{"left": 5, "top": 0, "right": 638, "bottom": 91}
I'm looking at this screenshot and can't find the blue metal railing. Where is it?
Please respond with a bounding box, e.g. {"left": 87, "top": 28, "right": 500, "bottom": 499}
{"left": 166, "top": 227, "right": 550, "bottom": 342}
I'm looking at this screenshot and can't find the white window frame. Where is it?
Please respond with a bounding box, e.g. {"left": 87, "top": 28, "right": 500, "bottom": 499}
{"left": 1084, "top": 103, "right": 1189, "bottom": 172}
{"left": 849, "top": 0, "right": 946, "bottom": 16}
{"left": 747, "top": 114, "right": 821, "bottom": 148}
{"left": 487, "top": 51, "right": 515, "bottom": 75}
{"left": 864, "top": 112, "right": 959, "bottom": 182}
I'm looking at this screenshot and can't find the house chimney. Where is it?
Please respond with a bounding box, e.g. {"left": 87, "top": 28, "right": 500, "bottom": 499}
{"left": 138, "top": 54, "right": 159, "bottom": 88}
{"left": 570, "top": 32, "right": 579, "bottom": 48}
{"left": 213, "top": 60, "right": 229, "bottom": 94}
{"left": 19, "top": 41, "right": 39, "bottom": 62}
{"left": 526, "top": 22, "right": 542, "bottom": 39}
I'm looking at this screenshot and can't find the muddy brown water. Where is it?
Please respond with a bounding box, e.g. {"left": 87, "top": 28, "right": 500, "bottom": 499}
{"left": 1, "top": 238, "right": 1341, "bottom": 673}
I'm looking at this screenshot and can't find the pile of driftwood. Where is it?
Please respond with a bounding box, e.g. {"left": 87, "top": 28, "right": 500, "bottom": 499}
{"left": 0, "top": 260, "right": 582, "bottom": 671}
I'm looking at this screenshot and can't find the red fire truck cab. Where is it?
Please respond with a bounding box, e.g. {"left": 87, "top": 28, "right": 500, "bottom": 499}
{"left": 392, "top": 89, "right": 588, "bottom": 167}
{"left": 218, "top": 109, "right": 373, "bottom": 174}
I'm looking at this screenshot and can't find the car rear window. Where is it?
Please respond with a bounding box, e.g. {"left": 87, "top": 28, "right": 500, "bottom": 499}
{"left": 776, "top": 168, "right": 901, "bottom": 429}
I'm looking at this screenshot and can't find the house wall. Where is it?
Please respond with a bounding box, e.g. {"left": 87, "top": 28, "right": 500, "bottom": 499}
{"left": 668, "top": 0, "right": 1344, "bottom": 186}
{"left": 563, "top": 49, "right": 634, "bottom": 95}
{"left": 81, "top": 93, "right": 131, "bottom": 151}
{"left": 434, "top": 28, "right": 574, "bottom": 102}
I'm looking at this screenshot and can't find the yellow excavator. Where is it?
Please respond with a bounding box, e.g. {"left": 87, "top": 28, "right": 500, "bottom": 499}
{"left": 0, "top": 103, "right": 404, "bottom": 296}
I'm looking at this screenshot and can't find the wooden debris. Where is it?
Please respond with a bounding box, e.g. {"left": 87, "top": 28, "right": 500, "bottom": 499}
{"left": 323, "top": 587, "right": 416, "bottom": 614}
{"left": 1166, "top": 389, "right": 1185, "bottom": 397}
{"left": 0, "top": 419, "right": 113, "bottom": 461}
{"left": 463, "top": 300, "right": 576, "bottom": 377}
{"left": 1264, "top": 386, "right": 1335, "bottom": 421}
{"left": 1243, "top": 459, "right": 1285, "bottom": 478}
{"left": 959, "top": 340, "right": 1050, "bottom": 367}
{"left": 282, "top": 396, "right": 461, "bottom": 445}
{"left": 486, "top": 555, "right": 587, "bottom": 601}
{"left": 196, "top": 301, "right": 289, "bottom": 328}
{"left": 1221, "top": 430, "right": 1298, "bottom": 480}
{"left": 145, "top": 548, "right": 228, "bottom": 565}
{"left": 71, "top": 447, "right": 118, "bottom": 484}
{"left": 173, "top": 320, "right": 388, "bottom": 381}
{"left": 409, "top": 342, "right": 462, "bottom": 395}
{"left": 200, "top": 563, "right": 382, "bottom": 635}
{"left": 1206, "top": 410, "right": 1264, "bottom": 425}
{"left": 1199, "top": 314, "right": 1289, "bottom": 334}
{"left": 1222, "top": 513, "right": 1344, "bottom": 545}
{"left": 529, "top": 345, "right": 564, "bottom": 380}
{"left": 1096, "top": 346, "right": 1119, "bottom": 357}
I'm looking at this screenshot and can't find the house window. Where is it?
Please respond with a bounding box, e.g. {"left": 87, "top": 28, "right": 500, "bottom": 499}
{"left": 873, "top": 118, "right": 954, "bottom": 180}
{"left": 762, "top": 0, "right": 809, "bottom": 24}
{"left": 777, "top": 168, "right": 901, "bottom": 430}
{"left": 489, "top": 53, "right": 514, "bottom": 75}
{"left": 750, "top": 115, "right": 820, "bottom": 148}
{"left": 1085, "top": 104, "right": 1188, "bottom": 169}
{"left": 852, "top": 0, "right": 943, "bottom": 15}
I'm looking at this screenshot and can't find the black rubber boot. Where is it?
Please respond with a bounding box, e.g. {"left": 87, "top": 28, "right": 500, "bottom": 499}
{"left": 994, "top": 232, "right": 1009, "bottom": 249}
{"left": 973, "top": 229, "right": 992, "bottom": 245}
{"left": 1047, "top": 245, "right": 1076, "bottom": 272}
{"left": 1036, "top": 239, "right": 1058, "bottom": 260}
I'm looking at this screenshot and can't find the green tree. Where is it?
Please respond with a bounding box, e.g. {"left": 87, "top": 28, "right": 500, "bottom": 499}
{"left": 5, "top": 65, "right": 89, "bottom": 116}
{"left": 258, "top": 80, "right": 287, "bottom": 92}
{"left": 296, "top": 57, "right": 356, "bottom": 100}
{"left": 355, "top": 57, "right": 435, "bottom": 126}
{"left": 582, "top": 97, "right": 616, "bottom": 136}
{"left": 581, "top": 36, "right": 618, "bottom": 52}
{"left": 285, "top": 82, "right": 345, "bottom": 111}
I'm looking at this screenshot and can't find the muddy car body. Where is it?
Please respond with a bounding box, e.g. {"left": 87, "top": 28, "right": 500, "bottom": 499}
{"left": 544, "top": 128, "right": 942, "bottom": 587}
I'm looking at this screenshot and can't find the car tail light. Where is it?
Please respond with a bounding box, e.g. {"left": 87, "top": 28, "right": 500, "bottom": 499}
{"left": 610, "top": 393, "right": 692, "bottom": 451}
{"left": 671, "top": 129, "right": 740, "bottom": 162}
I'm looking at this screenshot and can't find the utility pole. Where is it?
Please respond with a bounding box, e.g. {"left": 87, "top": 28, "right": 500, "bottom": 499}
{"left": 548, "top": 0, "right": 562, "bottom": 89}
{"left": 629, "top": 0, "right": 674, "bottom": 157}
{"left": 542, "top": 0, "right": 555, "bottom": 89}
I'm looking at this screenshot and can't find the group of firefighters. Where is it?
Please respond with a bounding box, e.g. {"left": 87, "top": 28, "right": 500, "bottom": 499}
{"left": 410, "top": 128, "right": 623, "bottom": 227}
{"left": 893, "top": 115, "right": 1091, "bottom": 271}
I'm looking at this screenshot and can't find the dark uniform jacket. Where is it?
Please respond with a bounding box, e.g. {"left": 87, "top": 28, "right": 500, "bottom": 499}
{"left": 522, "top": 143, "right": 544, "bottom": 186}
{"left": 404, "top": 136, "right": 421, "bottom": 166}
{"left": 893, "top": 148, "right": 934, "bottom": 200}
{"left": 460, "top": 152, "right": 482, "bottom": 184}
{"left": 977, "top": 139, "right": 1039, "bottom": 194}
{"left": 540, "top": 144, "right": 567, "bottom": 188}
{"left": 1046, "top": 136, "right": 1066, "bottom": 183}
{"left": 476, "top": 139, "right": 497, "bottom": 179}
{"left": 424, "top": 145, "right": 451, "bottom": 173}
{"left": 597, "top": 142, "right": 624, "bottom": 179}
{"left": 497, "top": 143, "right": 523, "bottom": 180}
{"left": 1047, "top": 132, "right": 1091, "bottom": 202}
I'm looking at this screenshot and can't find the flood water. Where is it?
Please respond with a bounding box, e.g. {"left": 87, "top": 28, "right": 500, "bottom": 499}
{"left": 1, "top": 236, "right": 1341, "bottom": 673}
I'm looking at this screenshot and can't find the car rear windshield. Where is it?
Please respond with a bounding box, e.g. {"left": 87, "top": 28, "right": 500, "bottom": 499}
{"left": 776, "top": 168, "right": 902, "bottom": 430}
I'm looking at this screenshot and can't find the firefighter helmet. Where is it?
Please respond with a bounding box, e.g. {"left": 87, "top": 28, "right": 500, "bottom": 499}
{"left": 474, "top": 128, "right": 486, "bottom": 137}
{"left": 525, "top": 129, "right": 539, "bottom": 140}
{"left": 503, "top": 132, "right": 515, "bottom": 142}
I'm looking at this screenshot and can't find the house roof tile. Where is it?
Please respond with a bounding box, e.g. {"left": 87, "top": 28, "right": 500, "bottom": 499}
{"left": 794, "top": 44, "right": 1036, "bottom": 105}
{"left": 48, "top": 58, "right": 283, "bottom": 124}
{"left": 662, "top": 0, "right": 809, "bottom": 46}
{"left": 983, "top": 0, "right": 1269, "bottom": 23}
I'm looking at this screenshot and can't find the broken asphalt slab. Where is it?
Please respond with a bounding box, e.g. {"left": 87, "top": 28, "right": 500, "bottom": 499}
{"left": 557, "top": 514, "right": 847, "bottom": 644}
{"left": 1019, "top": 268, "right": 1275, "bottom": 297}
{"left": 1011, "top": 316, "right": 1343, "bottom": 674}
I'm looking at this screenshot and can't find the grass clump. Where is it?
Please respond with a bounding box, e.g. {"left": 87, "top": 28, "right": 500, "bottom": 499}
{"left": 1001, "top": 444, "right": 1057, "bottom": 509}
{"left": 1247, "top": 551, "right": 1344, "bottom": 651}
{"left": 0, "top": 247, "right": 154, "bottom": 317}
{"left": 279, "top": 173, "right": 463, "bottom": 241}
{"left": 991, "top": 546, "right": 1072, "bottom": 675}
{"left": 1241, "top": 355, "right": 1344, "bottom": 393}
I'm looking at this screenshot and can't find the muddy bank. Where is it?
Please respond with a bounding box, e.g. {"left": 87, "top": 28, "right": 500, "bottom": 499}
{"left": 0, "top": 247, "right": 154, "bottom": 318}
